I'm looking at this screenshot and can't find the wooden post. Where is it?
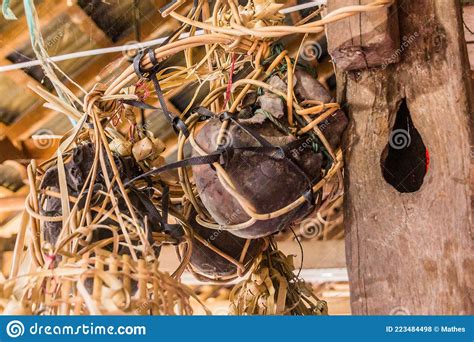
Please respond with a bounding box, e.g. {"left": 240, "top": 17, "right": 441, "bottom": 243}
{"left": 326, "top": 0, "right": 400, "bottom": 71}
{"left": 327, "top": 0, "right": 473, "bottom": 314}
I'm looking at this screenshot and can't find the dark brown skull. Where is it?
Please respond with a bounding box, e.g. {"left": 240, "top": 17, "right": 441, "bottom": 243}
{"left": 192, "top": 119, "right": 323, "bottom": 238}
{"left": 188, "top": 211, "right": 263, "bottom": 277}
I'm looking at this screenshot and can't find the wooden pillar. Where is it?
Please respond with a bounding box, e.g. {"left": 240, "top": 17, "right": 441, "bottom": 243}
{"left": 326, "top": 0, "right": 400, "bottom": 71}
{"left": 327, "top": 0, "right": 473, "bottom": 314}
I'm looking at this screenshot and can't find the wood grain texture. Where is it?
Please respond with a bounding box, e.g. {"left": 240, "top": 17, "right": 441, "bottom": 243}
{"left": 326, "top": 0, "right": 400, "bottom": 71}
{"left": 463, "top": 5, "right": 474, "bottom": 69}
{"left": 334, "top": 0, "right": 474, "bottom": 314}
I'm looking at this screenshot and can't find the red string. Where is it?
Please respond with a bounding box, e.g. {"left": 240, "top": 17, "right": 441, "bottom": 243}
{"left": 45, "top": 254, "right": 55, "bottom": 261}
{"left": 425, "top": 148, "right": 430, "bottom": 173}
{"left": 129, "top": 124, "right": 136, "bottom": 143}
{"left": 222, "top": 53, "right": 237, "bottom": 111}
{"left": 45, "top": 254, "right": 56, "bottom": 267}
{"left": 135, "top": 80, "right": 150, "bottom": 101}
{"left": 110, "top": 106, "right": 122, "bottom": 127}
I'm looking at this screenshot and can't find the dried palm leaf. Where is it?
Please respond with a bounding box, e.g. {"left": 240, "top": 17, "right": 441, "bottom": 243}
{"left": 229, "top": 240, "right": 328, "bottom": 315}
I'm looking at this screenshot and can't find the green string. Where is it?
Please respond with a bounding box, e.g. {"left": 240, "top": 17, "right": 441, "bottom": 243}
{"left": 2, "top": 0, "right": 17, "bottom": 20}
{"left": 22, "top": 0, "right": 77, "bottom": 125}
{"left": 23, "top": 0, "right": 38, "bottom": 49}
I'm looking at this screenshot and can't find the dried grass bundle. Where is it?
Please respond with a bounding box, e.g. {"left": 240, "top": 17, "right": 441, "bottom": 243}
{"left": 1, "top": 88, "right": 201, "bottom": 314}
{"left": 2, "top": 254, "right": 206, "bottom": 315}
{"left": 229, "top": 240, "right": 327, "bottom": 315}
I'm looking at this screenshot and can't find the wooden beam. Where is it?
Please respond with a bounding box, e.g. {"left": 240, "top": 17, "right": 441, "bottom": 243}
{"left": 0, "top": 123, "right": 7, "bottom": 139}
{"left": 463, "top": 5, "right": 474, "bottom": 69}
{"left": 0, "top": 0, "right": 70, "bottom": 59}
{"left": 2, "top": 161, "right": 27, "bottom": 181}
{"left": 0, "top": 212, "right": 23, "bottom": 238}
{"left": 0, "top": 3, "right": 86, "bottom": 109}
{"left": 333, "top": 0, "right": 473, "bottom": 314}
{"left": 3, "top": 106, "right": 60, "bottom": 147}
{"left": 326, "top": 0, "right": 400, "bottom": 71}
{"left": 0, "top": 195, "right": 26, "bottom": 213}
{"left": 0, "top": 186, "right": 29, "bottom": 223}
{"left": 0, "top": 134, "right": 60, "bottom": 161}
{"left": 283, "top": 0, "right": 302, "bottom": 25}
{"left": 3, "top": 53, "right": 115, "bottom": 143}
{"left": 65, "top": 4, "right": 112, "bottom": 47}
{"left": 4, "top": 2, "right": 173, "bottom": 144}
{"left": 0, "top": 2, "right": 109, "bottom": 107}
{"left": 0, "top": 58, "right": 43, "bottom": 89}
{"left": 0, "top": 0, "right": 71, "bottom": 144}
{"left": 22, "top": 135, "right": 60, "bottom": 160}
{"left": 0, "top": 137, "right": 25, "bottom": 162}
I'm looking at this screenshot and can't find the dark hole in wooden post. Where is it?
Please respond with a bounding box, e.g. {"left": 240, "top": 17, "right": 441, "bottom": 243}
{"left": 380, "top": 99, "right": 428, "bottom": 193}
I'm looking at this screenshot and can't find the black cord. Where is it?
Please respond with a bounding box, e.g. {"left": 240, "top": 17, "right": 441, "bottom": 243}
{"left": 289, "top": 226, "right": 304, "bottom": 278}
{"left": 464, "top": 20, "right": 474, "bottom": 35}
{"left": 132, "top": 0, "right": 146, "bottom": 127}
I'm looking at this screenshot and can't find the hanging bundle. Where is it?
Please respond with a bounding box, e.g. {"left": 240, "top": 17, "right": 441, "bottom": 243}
{"left": 3, "top": 85, "right": 198, "bottom": 315}
{"left": 2, "top": 0, "right": 394, "bottom": 315}
{"left": 2, "top": 254, "right": 206, "bottom": 315}
{"left": 38, "top": 142, "right": 163, "bottom": 257}
{"left": 191, "top": 69, "right": 347, "bottom": 239}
